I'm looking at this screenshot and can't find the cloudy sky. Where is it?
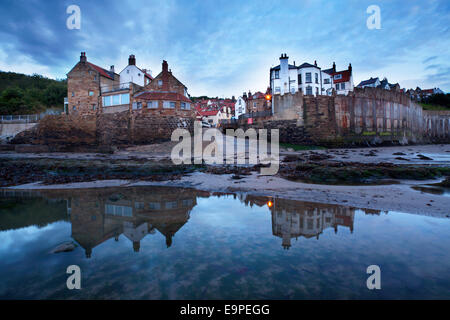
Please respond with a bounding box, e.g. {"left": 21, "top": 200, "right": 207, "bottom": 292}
{"left": 0, "top": 0, "right": 449, "bottom": 97}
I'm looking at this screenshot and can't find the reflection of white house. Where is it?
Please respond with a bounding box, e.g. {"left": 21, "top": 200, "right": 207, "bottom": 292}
{"left": 272, "top": 205, "right": 354, "bottom": 249}
{"left": 119, "top": 55, "right": 153, "bottom": 87}
{"left": 235, "top": 96, "right": 246, "bottom": 118}
{"left": 270, "top": 53, "right": 354, "bottom": 96}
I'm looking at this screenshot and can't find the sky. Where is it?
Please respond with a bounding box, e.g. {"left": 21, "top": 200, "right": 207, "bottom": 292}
{"left": 0, "top": 0, "right": 449, "bottom": 97}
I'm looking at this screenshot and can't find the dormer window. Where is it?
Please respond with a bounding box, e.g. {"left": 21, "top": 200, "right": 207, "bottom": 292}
{"left": 334, "top": 74, "right": 342, "bottom": 80}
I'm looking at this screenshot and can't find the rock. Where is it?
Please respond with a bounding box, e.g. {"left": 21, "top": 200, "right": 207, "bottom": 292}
{"left": 51, "top": 241, "right": 77, "bottom": 253}
{"left": 393, "top": 152, "right": 406, "bottom": 155}
{"left": 417, "top": 154, "right": 433, "bottom": 160}
{"left": 395, "top": 157, "right": 409, "bottom": 161}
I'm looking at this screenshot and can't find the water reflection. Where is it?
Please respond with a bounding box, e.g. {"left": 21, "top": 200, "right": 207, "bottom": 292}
{"left": 1, "top": 187, "right": 382, "bottom": 256}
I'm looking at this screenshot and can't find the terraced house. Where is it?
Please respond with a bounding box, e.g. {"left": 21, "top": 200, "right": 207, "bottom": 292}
{"left": 66, "top": 52, "right": 192, "bottom": 117}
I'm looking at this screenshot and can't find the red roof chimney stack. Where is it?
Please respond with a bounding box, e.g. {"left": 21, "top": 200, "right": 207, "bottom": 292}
{"left": 162, "top": 60, "right": 168, "bottom": 73}
{"left": 80, "top": 52, "right": 86, "bottom": 63}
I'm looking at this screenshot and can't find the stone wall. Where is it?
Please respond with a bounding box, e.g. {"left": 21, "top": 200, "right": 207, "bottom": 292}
{"left": 246, "top": 88, "right": 449, "bottom": 146}
{"left": 12, "top": 112, "right": 194, "bottom": 149}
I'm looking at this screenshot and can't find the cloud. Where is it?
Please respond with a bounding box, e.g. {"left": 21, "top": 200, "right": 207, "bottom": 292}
{"left": 0, "top": 0, "right": 449, "bottom": 95}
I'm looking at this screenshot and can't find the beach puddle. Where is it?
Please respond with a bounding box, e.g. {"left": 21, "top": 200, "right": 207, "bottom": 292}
{"left": 0, "top": 186, "right": 449, "bottom": 299}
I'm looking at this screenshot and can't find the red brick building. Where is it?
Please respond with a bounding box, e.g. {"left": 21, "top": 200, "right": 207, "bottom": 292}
{"left": 132, "top": 60, "right": 193, "bottom": 117}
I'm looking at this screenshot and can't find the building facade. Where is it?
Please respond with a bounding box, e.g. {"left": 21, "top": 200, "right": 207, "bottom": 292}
{"left": 270, "top": 53, "right": 354, "bottom": 97}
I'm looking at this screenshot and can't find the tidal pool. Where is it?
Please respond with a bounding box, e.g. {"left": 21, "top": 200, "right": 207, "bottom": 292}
{"left": 0, "top": 187, "right": 449, "bottom": 300}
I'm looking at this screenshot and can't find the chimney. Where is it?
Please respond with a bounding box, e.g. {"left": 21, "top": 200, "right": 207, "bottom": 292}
{"left": 332, "top": 62, "right": 336, "bottom": 73}
{"left": 314, "top": 60, "right": 317, "bottom": 66}
{"left": 128, "top": 54, "right": 136, "bottom": 65}
{"left": 162, "top": 60, "right": 168, "bottom": 73}
{"left": 80, "top": 52, "right": 86, "bottom": 63}
{"left": 348, "top": 63, "right": 352, "bottom": 74}
{"left": 110, "top": 65, "right": 115, "bottom": 73}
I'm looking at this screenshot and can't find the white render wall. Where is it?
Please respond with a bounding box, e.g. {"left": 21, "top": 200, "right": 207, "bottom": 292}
{"left": 119, "top": 65, "right": 150, "bottom": 87}
{"left": 235, "top": 96, "right": 246, "bottom": 118}
{"left": 298, "top": 66, "right": 321, "bottom": 96}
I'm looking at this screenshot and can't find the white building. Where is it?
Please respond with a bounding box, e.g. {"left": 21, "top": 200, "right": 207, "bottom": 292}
{"left": 234, "top": 96, "right": 246, "bottom": 118}
{"left": 270, "top": 53, "right": 354, "bottom": 96}
{"left": 357, "top": 77, "right": 381, "bottom": 88}
{"left": 119, "top": 55, "right": 153, "bottom": 88}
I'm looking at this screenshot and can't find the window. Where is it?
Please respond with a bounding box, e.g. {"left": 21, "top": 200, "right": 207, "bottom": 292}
{"left": 148, "top": 101, "right": 158, "bottom": 108}
{"left": 341, "top": 83, "right": 345, "bottom": 90}
{"left": 112, "top": 95, "right": 120, "bottom": 105}
{"left": 274, "top": 70, "right": 279, "bottom": 79}
{"left": 164, "top": 101, "right": 176, "bottom": 108}
{"left": 181, "top": 102, "right": 190, "bottom": 110}
{"left": 158, "top": 80, "right": 163, "bottom": 87}
{"left": 94, "top": 75, "right": 97, "bottom": 81}
{"left": 72, "top": 91, "right": 75, "bottom": 97}
{"left": 275, "top": 87, "right": 281, "bottom": 93}
{"left": 165, "top": 201, "right": 178, "bottom": 209}
{"left": 306, "top": 73, "right": 312, "bottom": 83}
{"left": 306, "top": 86, "right": 313, "bottom": 95}
{"left": 89, "top": 91, "right": 94, "bottom": 96}
{"left": 316, "top": 87, "right": 319, "bottom": 95}
{"left": 134, "top": 202, "right": 145, "bottom": 209}
{"left": 120, "top": 93, "right": 130, "bottom": 104}
{"left": 132, "top": 102, "right": 142, "bottom": 109}
{"left": 149, "top": 202, "right": 161, "bottom": 210}
{"left": 72, "top": 106, "right": 76, "bottom": 110}
{"left": 127, "top": 70, "right": 130, "bottom": 74}
{"left": 336, "top": 84, "right": 339, "bottom": 90}
{"left": 103, "top": 96, "right": 112, "bottom": 107}
{"left": 315, "top": 73, "right": 318, "bottom": 84}
{"left": 324, "top": 78, "right": 330, "bottom": 84}
{"left": 334, "top": 74, "right": 342, "bottom": 80}
{"left": 92, "top": 104, "right": 96, "bottom": 110}
{"left": 298, "top": 74, "right": 302, "bottom": 84}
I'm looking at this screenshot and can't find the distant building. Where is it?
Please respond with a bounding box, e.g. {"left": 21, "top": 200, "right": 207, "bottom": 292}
{"left": 234, "top": 96, "right": 246, "bottom": 118}
{"left": 357, "top": 77, "right": 401, "bottom": 92}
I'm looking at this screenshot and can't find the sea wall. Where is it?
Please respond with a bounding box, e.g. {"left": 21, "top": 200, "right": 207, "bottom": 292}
{"left": 246, "top": 87, "right": 449, "bottom": 146}
{"left": 11, "top": 111, "right": 194, "bottom": 150}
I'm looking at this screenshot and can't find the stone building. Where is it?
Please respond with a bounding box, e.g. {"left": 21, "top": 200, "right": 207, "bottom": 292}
{"left": 67, "top": 53, "right": 193, "bottom": 117}
{"left": 67, "top": 52, "right": 120, "bottom": 115}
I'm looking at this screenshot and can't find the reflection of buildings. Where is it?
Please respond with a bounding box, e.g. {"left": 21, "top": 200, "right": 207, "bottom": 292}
{"left": 67, "top": 187, "right": 199, "bottom": 258}
{"left": 271, "top": 199, "right": 355, "bottom": 249}
{"left": 241, "top": 195, "right": 360, "bottom": 249}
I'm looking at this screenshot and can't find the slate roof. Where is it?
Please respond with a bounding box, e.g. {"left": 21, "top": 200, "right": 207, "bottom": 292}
{"left": 87, "top": 62, "right": 115, "bottom": 80}
{"left": 357, "top": 77, "right": 379, "bottom": 87}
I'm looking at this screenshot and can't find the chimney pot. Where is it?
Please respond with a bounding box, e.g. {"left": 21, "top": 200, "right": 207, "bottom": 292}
{"left": 80, "top": 52, "right": 86, "bottom": 63}
{"left": 110, "top": 65, "right": 115, "bottom": 73}
{"left": 314, "top": 60, "right": 317, "bottom": 66}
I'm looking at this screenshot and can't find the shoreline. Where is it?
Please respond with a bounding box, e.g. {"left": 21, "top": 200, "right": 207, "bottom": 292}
{"left": 5, "top": 171, "right": 449, "bottom": 219}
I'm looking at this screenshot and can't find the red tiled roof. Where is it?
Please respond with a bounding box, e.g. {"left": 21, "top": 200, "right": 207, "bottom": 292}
{"left": 137, "top": 91, "right": 192, "bottom": 103}
{"left": 330, "top": 70, "right": 351, "bottom": 83}
{"left": 87, "top": 62, "right": 114, "bottom": 80}
{"left": 199, "top": 110, "right": 219, "bottom": 116}
{"left": 421, "top": 89, "right": 434, "bottom": 94}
